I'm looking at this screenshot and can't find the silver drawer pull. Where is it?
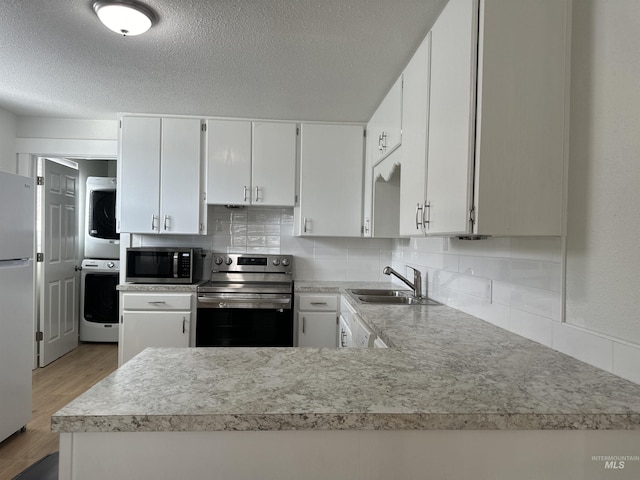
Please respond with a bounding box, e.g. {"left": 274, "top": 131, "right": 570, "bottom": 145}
{"left": 147, "top": 301, "right": 166, "bottom": 304}
{"left": 310, "top": 302, "right": 328, "bottom": 306}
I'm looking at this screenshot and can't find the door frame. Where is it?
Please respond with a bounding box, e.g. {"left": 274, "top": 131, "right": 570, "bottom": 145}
{"left": 18, "top": 150, "right": 117, "bottom": 369}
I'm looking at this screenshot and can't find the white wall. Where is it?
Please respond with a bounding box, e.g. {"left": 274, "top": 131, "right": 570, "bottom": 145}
{"left": 15, "top": 117, "right": 118, "bottom": 159}
{"left": 0, "top": 107, "right": 17, "bottom": 173}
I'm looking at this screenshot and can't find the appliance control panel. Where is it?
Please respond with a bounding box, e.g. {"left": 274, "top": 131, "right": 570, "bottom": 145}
{"left": 211, "top": 254, "right": 293, "bottom": 274}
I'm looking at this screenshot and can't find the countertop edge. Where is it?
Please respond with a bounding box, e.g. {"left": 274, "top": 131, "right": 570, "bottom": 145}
{"left": 51, "top": 412, "right": 640, "bottom": 433}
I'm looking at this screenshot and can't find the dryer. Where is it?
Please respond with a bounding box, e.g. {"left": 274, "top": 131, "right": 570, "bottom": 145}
{"left": 85, "top": 176, "right": 119, "bottom": 259}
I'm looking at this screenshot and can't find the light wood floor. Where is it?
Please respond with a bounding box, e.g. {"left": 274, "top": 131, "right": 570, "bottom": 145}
{"left": 0, "top": 342, "right": 118, "bottom": 479}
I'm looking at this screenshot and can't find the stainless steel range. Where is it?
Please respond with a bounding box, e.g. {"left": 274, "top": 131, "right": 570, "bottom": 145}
{"left": 196, "top": 254, "right": 294, "bottom": 347}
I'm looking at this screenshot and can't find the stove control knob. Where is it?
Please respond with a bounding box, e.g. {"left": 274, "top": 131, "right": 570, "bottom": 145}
{"left": 225, "top": 257, "right": 233, "bottom": 265}
{"left": 272, "top": 258, "right": 281, "bottom": 266}
{"left": 107, "top": 261, "right": 115, "bottom": 269}
{"left": 214, "top": 256, "right": 223, "bottom": 265}
{"left": 281, "top": 258, "right": 290, "bottom": 267}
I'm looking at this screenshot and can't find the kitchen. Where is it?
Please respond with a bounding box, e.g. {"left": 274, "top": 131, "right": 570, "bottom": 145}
{"left": 1, "top": 0, "right": 640, "bottom": 478}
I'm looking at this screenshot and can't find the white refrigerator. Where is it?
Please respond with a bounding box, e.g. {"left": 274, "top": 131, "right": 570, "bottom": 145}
{"left": 0, "top": 171, "right": 34, "bottom": 443}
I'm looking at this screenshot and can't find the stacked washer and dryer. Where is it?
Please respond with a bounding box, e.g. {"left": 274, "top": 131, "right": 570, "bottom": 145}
{"left": 80, "top": 177, "right": 120, "bottom": 342}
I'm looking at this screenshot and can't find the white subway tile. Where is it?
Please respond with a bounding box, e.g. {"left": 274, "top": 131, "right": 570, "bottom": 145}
{"left": 613, "top": 342, "right": 640, "bottom": 384}
{"left": 492, "top": 281, "right": 512, "bottom": 306}
{"left": 442, "top": 254, "right": 459, "bottom": 273}
{"left": 511, "top": 237, "right": 562, "bottom": 262}
{"left": 481, "top": 257, "right": 510, "bottom": 282}
{"left": 459, "top": 255, "right": 483, "bottom": 276}
{"left": 510, "top": 260, "right": 562, "bottom": 292}
{"left": 510, "top": 309, "right": 553, "bottom": 347}
{"left": 510, "top": 285, "right": 561, "bottom": 321}
{"left": 481, "top": 237, "right": 511, "bottom": 258}
{"left": 552, "top": 322, "right": 614, "bottom": 372}
{"left": 458, "top": 274, "right": 491, "bottom": 300}
{"left": 314, "top": 247, "right": 347, "bottom": 259}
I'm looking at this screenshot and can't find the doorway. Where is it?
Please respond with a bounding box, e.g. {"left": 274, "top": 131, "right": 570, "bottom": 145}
{"left": 34, "top": 157, "right": 117, "bottom": 367}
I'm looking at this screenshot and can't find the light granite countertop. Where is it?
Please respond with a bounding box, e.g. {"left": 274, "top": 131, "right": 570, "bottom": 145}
{"left": 117, "top": 282, "right": 204, "bottom": 292}
{"left": 52, "top": 281, "right": 640, "bottom": 433}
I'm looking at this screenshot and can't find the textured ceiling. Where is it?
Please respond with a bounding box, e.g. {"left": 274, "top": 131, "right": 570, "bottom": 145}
{"left": 0, "top": 0, "right": 447, "bottom": 122}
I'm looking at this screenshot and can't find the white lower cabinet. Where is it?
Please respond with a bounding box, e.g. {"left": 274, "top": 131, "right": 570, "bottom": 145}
{"left": 295, "top": 294, "right": 338, "bottom": 348}
{"left": 119, "top": 292, "right": 194, "bottom": 366}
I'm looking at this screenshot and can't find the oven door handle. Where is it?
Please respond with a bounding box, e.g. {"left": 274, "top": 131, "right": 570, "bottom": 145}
{"left": 197, "top": 296, "right": 292, "bottom": 309}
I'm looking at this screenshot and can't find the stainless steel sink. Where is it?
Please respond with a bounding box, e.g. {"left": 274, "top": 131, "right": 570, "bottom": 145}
{"left": 347, "top": 289, "right": 440, "bottom": 306}
{"left": 348, "top": 289, "right": 410, "bottom": 297}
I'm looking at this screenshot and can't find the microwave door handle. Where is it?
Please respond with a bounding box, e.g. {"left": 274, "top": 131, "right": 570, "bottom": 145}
{"left": 173, "top": 252, "right": 179, "bottom": 278}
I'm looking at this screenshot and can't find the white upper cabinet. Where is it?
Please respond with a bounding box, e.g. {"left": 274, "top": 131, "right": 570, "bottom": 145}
{"left": 369, "top": 76, "right": 403, "bottom": 164}
{"left": 364, "top": 72, "right": 403, "bottom": 238}
{"left": 399, "top": 33, "right": 431, "bottom": 237}
{"left": 251, "top": 122, "right": 297, "bottom": 206}
{"left": 118, "top": 116, "right": 204, "bottom": 234}
{"left": 206, "top": 119, "right": 252, "bottom": 205}
{"left": 425, "top": 0, "right": 569, "bottom": 236}
{"left": 296, "top": 124, "right": 364, "bottom": 237}
{"left": 206, "top": 120, "right": 296, "bottom": 206}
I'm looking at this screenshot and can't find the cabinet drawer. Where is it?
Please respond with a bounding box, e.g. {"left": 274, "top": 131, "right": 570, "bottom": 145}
{"left": 122, "top": 293, "right": 193, "bottom": 310}
{"left": 296, "top": 294, "right": 338, "bottom": 311}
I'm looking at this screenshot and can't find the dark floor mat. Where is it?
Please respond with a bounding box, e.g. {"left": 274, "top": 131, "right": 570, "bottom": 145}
{"left": 12, "top": 451, "right": 58, "bottom": 480}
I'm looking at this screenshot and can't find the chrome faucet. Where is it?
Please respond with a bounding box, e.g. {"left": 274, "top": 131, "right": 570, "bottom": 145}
{"left": 383, "top": 266, "right": 422, "bottom": 299}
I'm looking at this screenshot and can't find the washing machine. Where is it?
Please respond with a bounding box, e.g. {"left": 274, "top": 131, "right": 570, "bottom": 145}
{"left": 85, "top": 176, "right": 119, "bottom": 259}
{"left": 80, "top": 259, "right": 119, "bottom": 342}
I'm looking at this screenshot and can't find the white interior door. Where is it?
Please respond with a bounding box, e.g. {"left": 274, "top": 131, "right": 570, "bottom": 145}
{"left": 39, "top": 159, "right": 80, "bottom": 366}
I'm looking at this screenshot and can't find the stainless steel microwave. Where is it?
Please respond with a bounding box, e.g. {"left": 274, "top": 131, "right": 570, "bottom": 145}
{"left": 125, "top": 247, "right": 205, "bottom": 284}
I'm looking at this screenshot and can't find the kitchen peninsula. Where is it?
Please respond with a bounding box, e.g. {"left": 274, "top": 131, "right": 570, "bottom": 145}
{"left": 53, "top": 283, "right": 640, "bottom": 479}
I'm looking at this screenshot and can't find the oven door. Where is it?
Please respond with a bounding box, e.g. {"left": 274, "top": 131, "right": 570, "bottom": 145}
{"left": 196, "top": 294, "right": 293, "bottom": 347}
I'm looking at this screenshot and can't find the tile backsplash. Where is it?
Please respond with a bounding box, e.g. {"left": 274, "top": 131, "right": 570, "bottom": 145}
{"left": 390, "top": 235, "right": 640, "bottom": 384}
{"left": 193, "top": 206, "right": 392, "bottom": 281}
{"left": 390, "top": 236, "right": 563, "bottom": 345}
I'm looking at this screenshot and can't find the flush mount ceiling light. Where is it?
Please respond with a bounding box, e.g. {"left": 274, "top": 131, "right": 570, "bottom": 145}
{"left": 93, "top": 1, "right": 156, "bottom": 36}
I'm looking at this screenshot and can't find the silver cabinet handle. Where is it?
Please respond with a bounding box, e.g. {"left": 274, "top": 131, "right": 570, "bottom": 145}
{"left": 182, "top": 316, "right": 186, "bottom": 334}
{"left": 243, "top": 186, "right": 248, "bottom": 202}
{"left": 340, "top": 329, "right": 347, "bottom": 347}
{"left": 364, "top": 218, "right": 370, "bottom": 235}
{"left": 151, "top": 214, "right": 158, "bottom": 231}
{"left": 424, "top": 201, "right": 431, "bottom": 229}
{"left": 164, "top": 215, "right": 170, "bottom": 231}
{"left": 310, "top": 302, "right": 327, "bottom": 306}
{"left": 147, "top": 301, "right": 166, "bottom": 304}
{"left": 415, "top": 203, "right": 424, "bottom": 230}
{"left": 255, "top": 186, "right": 260, "bottom": 202}
{"left": 303, "top": 217, "right": 310, "bottom": 233}
{"left": 302, "top": 316, "right": 306, "bottom": 334}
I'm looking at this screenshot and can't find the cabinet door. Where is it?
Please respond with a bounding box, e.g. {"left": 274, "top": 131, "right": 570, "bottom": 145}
{"left": 399, "top": 33, "right": 431, "bottom": 236}
{"left": 298, "top": 312, "right": 337, "bottom": 348}
{"left": 362, "top": 121, "right": 375, "bottom": 237}
{"left": 118, "top": 116, "right": 161, "bottom": 233}
{"left": 121, "top": 311, "right": 190, "bottom": 364}
{"left": 206, "top": 120, "right": 252, "bottom": 205}
{"left": 371, "top": 76, "right": 403, "bottom": 163}
{"left": 297, "top": 124, "right": 364, "bottom": 237}
{"left": 160, "top": 117, "right": 202, "bottom": 234}
{"left": 425, "top": 0, "right": 478, "bottom": 235}
{"left": 252, "top": 122, "right": 297, "bottom": 206}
